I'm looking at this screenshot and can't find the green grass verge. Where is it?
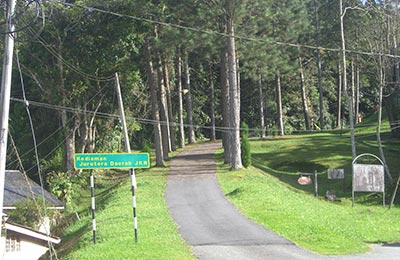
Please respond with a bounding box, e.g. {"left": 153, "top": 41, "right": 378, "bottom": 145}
{"left": 218, "top": 164, "right": 400, "bottom": 255}
{"left": 217, "top": 131, "right": 400, "bottom": 255}
{"left": 59, "top": 166, "right": 196, "bottom": 260}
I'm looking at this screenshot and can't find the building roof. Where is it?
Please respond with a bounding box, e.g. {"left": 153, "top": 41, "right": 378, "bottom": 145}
{"left": 5, "top": 222, "right": 61, "bottom": 244}
{"left": 3, "top": 170, "right": 64, "bottom": 209}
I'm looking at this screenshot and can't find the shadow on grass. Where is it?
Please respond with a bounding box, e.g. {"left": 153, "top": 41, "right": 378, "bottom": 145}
{"left": 57, "top": 222, "right": 91, "bottom": 257}
{"left": 55, "top": 176, "right": 129, "bottom": 258}
{"left": 225, "top": 187, "right": 243, "bottom": 197}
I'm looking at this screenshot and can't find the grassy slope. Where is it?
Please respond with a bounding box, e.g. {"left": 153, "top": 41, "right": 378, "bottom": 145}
{"left": 218, "top": 164, "right": 400, "bottom": 255}
{"left": 60, "top": 115, "right": 400, "bottom": 257}
{"left": 60, "top": 166, "right": 196, "bottom": 260}
{"left": 217, "top": 116, "right": 400, "bottom": 255}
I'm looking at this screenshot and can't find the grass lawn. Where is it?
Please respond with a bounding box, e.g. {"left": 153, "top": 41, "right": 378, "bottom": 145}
{"left": 217, "top": 128, "right": 400, "bottom": 255}
{"left": 59, "top": 165, "right": 196, "bottom": 260}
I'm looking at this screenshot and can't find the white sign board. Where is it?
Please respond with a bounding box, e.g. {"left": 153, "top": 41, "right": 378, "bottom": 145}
{"left": 328, "top": 169, "right": 344, "bottom": 180}
{"left": 353, "top": 164, "right": 384, "bottom": 192}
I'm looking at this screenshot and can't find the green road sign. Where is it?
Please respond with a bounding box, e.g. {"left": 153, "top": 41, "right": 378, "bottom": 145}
{"left": 74, "top": 153, "right": 150, "bottom": 169}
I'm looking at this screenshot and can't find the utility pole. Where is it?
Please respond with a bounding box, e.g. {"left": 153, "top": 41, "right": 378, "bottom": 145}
{"left": 340, "top": 0, "right": 357, "bottom": 160}
{"left": 0, "top": 0, "right": 17, "bottom": 239}
{"left": 115, "top": 73, "right": 138, "bottom": 243}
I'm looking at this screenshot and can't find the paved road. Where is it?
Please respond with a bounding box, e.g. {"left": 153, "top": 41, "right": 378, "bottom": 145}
{"left": 165, "top": 142, "right": 400, "bottom": 260}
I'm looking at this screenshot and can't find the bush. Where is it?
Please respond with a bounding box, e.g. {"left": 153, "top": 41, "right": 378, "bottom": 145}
{"left": 269, "top": 125, "right": 278, "bottom": 137}
{"left": 8, "top": 198, "right": 60, "bottom": 230}
{"left": 241, "top": 122, "right": 252, "bottom": 168}
{"left": 46, "top": 171, "right": 85, "bottom": 209}
{"left": 142, "top": 142, "right": 152, "bottom": 153}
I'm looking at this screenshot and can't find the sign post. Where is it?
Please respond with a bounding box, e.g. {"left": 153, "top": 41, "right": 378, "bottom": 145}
{"left": 297, "top": 171, "right": 318, "bottom": 197}
{"left": 74, "top": 153, "right": 150, "bottom": 244}
{"left": 115, "top": 73, "right": 140, "bottom": 243}
{"left": 90, "top": 170, "right": 96, "bottom": 244}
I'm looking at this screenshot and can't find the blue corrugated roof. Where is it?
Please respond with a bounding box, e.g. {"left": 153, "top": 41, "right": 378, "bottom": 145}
{"left": 4, "top": 170, "right": 64, "bottom": 209}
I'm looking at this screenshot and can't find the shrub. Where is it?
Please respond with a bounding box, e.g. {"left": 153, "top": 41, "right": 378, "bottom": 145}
{"left": 46, "top": 171, "right": 84, "bottom": 209}
{"left": 142, "top": 142, "right": 152, "bottom": 153}
{"left": 8, "top": 198, "right": 60, "bottom": 230}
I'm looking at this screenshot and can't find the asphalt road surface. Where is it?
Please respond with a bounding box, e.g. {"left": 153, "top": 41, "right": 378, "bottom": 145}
{"left": 165, "top": 142, "right": 400, "bottom": 260}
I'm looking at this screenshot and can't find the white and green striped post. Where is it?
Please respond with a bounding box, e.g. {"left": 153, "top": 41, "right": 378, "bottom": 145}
{"left": 90, "top": 170, "right": 96, "bottom": 244}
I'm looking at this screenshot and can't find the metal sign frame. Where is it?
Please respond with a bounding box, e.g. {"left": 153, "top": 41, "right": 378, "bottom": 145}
{"left": 298, "top": 171, "right": 318, "bottom": 197}
{"left": 74, "top": 152, "right": 150, "bottom": 244}
{"left": 352, "top": 153, "right": 385, "bottom": 207}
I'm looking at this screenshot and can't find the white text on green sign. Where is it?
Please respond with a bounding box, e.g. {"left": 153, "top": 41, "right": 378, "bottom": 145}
{"left": 74, "top": 153, "right": 150, "bottom": 169}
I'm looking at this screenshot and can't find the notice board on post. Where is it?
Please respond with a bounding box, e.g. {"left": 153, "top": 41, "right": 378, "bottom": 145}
{"left": 353, "top": 164, "right": 384, "bottom": 192}
{"left": 352, "top": 153, "right": 385, "bottom": 207}
{"left": 327, "top": 169, "right": 344, "bottom": 180}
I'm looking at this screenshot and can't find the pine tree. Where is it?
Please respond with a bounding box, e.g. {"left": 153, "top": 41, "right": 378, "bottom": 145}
{"left": 241, "top": 122, "right": 251, "bottom": 168}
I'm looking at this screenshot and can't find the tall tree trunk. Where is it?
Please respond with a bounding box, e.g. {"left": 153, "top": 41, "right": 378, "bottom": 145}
{"left": 351, "top": 60, "right": 356, "bottom": 125}
{"left": 383, "top": 96, "right": 399, "bottom": 136}
{"left": 177, "top": 53, "right": 185, "bottom": 148}
{"left": 184, "top": 52, "right": 196, "bottom": 144}
{"left": 81, "top": 99, "right": 102, "bottom": 153}
{"left": 227, "top": 0, "right": 242, "bottom": 169}
{"left": 314, "top": 0, "right": 324, "bottom": 130}
{"left": 81, "top": 101, "right": 89, "bottom": 153}
{"left": 145, "top": 38, "right": 164, "bottom": 167}
{"left": 86, "top": 82, "right": 102, "bottom": 154}
{"left": 64, "top": 119, "right": 76, "bottom": 173}
{"left": 258, "top": 72, "right": 266, "bottom": 138}
{"left": 276, "top": 71, "right": 284, "bottom": 136}
{"left": 157, "top": 55, "right": 171, "bottom": 160}
{"left": 299, "top": 55, "right": 311, "bottom": 131}
{"left": 57, "top": 39, "right": 74, "bottom": 172}
{"left": 340, "top": 0, "right": 357, "bottom": 160}
{"left": 221, "top": 49, "right": 231, "bottom": 164}
{"left": 63, "top": 113, "right": 79, "bottom": 173}
{"left": 377, "top": 56, "right": 394, "bottom": 184}
{"left": 209, "top": 63, "right": 216, "bottom": 141}
{"left": 386, "top": 3, "right": 400, "bottom": 137}
{"left": 337, "top": 61, "right": 342, "bottom": 129}
{"left": 355, "top": 60, "right": 360, "bottom": 124}
{"left": 88, "top": 125, "right": 96, "bottom": 153}
{"left": 237, "top": 57, "right": 241, "bottom": 118}
{"left": 164, "top": 58, "right": 176, "bottom": 151}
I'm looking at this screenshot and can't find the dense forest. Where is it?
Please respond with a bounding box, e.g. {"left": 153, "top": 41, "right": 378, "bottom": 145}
{"left": 2, "top": 0, "right": 400, "bottom": 181}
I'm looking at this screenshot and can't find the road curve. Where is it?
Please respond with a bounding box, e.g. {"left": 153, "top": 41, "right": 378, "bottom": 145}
{"left": 165, "top": 142, "right": 400, "bottom": 260}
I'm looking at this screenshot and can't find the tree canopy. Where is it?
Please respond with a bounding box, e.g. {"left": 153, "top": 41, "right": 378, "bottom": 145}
{"left": 2, "top": 0, "right": 399, "bottom": 177}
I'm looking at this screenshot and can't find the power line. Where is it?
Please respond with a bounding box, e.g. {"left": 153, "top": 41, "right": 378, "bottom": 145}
{"left": 10, "top": 96, "right": 399, "bottom": 174}
{"left": 7, "top": 133, "right": 59, "bottom": 259}
{"left": 7, "top": 81, "right": 110, "bottom": 166}
{"left": 56, "top": 0, "right": 400, "bottom": 59}
{"left": 15, "top": 44, "right": 56, "bottom": 259}
{"left": 11, "top": 96, "right": 361, "bottom": 135}
{"left": 12, "top": 96, "right": 400, "bottom": 135}
{"left": 0, "top": 0, "right": 44, "bottom": 35}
